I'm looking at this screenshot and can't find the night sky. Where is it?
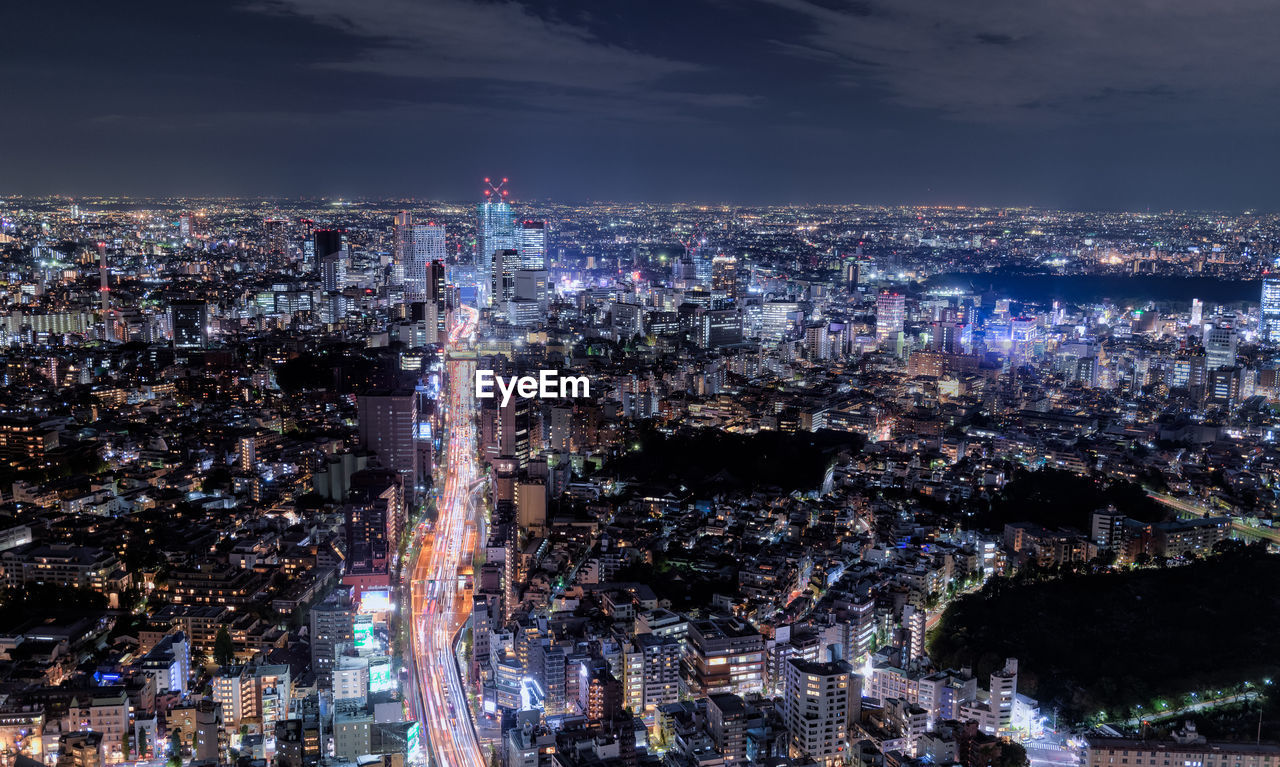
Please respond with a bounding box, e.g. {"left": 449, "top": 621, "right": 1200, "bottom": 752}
{"left": 6, "top": 0, "right": 1280, "bottom": 208}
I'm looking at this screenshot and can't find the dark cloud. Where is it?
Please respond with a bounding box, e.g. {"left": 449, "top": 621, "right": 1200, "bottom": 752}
{"left": 759, "top": 0, "right": 1280, "bottom": 124}
{"left": 249, "top": 0, "right": 699, "bottom": 90}
{"left": 2, "top": 0, "right": 1280, "bottom": 208}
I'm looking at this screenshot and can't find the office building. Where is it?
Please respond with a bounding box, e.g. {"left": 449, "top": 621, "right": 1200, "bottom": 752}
{"left": 477, "top": 192, "right": 515, "bottom": 307}
{"left": 357, "top": 390, "right": 419, "bottom": 497}
{"left": 404, "top": 223, "right": 446, "bottom": 305}
{"left": 699, "top": 307, "right": 743, "bottom": 348}
{"left": 516, "top": 220, "right": 547, "bottom": 270}
{"left": 876, "top": 291, "right": 905, "bottom": 347}
{"left": 170, "top": 300, "right": 209, "bottom": 348}
{"left": 711, "top": 254, "right": 742, "bottom": 298}
{"left": 1262, "top": 279, "right": 1280, "bottom": 344}
{"left": 316, "top": 230, "right": 346, "bottom": 293}
{"left": 761, "top": 301, "right": 803, "bottom": 343}
{"left": 492, "top": 248, "right": 519, "bottom": 309}
{"left": 1205, "top": 324, "right": 1238, "bottom": 369}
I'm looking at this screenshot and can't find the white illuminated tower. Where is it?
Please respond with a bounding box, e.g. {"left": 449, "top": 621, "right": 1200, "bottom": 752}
{"left": 477, "top": 178, "right": 515, "bottom": 307}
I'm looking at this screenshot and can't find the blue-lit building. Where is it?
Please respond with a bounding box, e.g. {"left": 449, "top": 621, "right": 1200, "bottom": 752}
{"left": 1261, "top": 278, "right": 1280, "bottom": 343}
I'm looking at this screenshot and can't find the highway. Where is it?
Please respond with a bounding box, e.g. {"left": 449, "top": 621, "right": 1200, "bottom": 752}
{"left": 407, "top": 304, "right": 486, "bottom": 767}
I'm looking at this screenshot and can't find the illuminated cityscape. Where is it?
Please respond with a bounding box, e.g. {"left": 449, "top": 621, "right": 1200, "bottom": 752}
{"left": 6, "top": 3, "right": 1280, "bottom": 767}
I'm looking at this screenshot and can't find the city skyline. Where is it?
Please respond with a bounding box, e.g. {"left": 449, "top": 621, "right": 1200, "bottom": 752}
{"left": 6, "top": 5, "right": 1280, "bottom": 767}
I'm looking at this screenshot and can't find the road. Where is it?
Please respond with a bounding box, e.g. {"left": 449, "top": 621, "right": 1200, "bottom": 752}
{"left": 1146, "top": 491, "right": 1280, "bottom": 544}
{"left": 1027, "top": 741, "right": 1081, "bottom": 767}
{"left": 407, "top": 305, "right": 486, "bottom": 767}
{"left": 1110, "top": 691, "right": 1259, "bottom": 728}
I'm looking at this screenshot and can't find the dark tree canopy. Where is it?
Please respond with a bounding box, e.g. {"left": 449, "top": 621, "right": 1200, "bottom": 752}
{"left": 610, "top": 426, "right": 862, "bottom": 493}
{"left": 929, "top": 547, "right": 1280, "bottom": 719}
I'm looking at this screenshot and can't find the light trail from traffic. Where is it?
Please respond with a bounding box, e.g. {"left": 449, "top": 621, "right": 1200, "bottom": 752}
{"left": 407, "top": 304, "right": 486, "bottom": 767}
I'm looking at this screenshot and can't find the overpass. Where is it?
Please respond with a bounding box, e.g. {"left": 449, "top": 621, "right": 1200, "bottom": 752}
{"left": 1146, "top": 491, "right": 1280, "bottom": 544}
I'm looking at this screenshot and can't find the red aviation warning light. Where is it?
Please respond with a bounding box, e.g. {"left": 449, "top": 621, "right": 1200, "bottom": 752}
{"left": 484, "top": 176, "right": 510, "bottom": 201}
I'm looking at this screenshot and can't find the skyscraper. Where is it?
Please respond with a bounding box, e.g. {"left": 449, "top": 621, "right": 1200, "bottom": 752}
{"left": 1190, "top": 297, "right": 1204, "bottom": 331}
{"left": 515, "top": 220, "right": 546, "bottom": 270}
{"left": 392, "top": 211, "right": 412, "bottom": 286}
{"left": 357, "top": 391, "right": 419, "bottom": 497}
{"left": 316, "top": 230, "right": 345, "bottom": 293}
{"left": 1261, "top": 279, "right": 1280, "bottom": 344}
{"left": 98, "top": 241, "right": 112, "bottom": 342}
{"left": 477, "top": 181, "right": 515, "bottom": 307}
{"left": 491, "top": 248, "right": 519, "bottom": 309}
{"left": 404, "top": 223, "right": 446, "bottom": 304}
{"left": 876, "top": 291, "right": 906, "bottom": 346}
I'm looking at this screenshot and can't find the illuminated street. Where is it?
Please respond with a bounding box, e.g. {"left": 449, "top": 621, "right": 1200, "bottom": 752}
{"left": 408, "top": 305, "right": 486, "bottom": 767}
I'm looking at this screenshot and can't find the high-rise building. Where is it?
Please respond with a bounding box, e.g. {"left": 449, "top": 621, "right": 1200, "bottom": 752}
{"left": 990, "top": 658, "right": 1019, "bottom": 734}
{"left": 508, "top": 269, "right": 549, "bottom": 326}
{"left": 1009, "top": 316, "right": 1037, "bottom": 367}
{"left": 344, "top": 469, "right": 405, "bottom": 584}
{"left": 930, "top": 321, "right": 967, "bottom": 354}
{"left": 491, "top": 248, "right": 519, "bottom": 309}
{"left": 264, "top": 219, "right": 287, "bottom": 256}
{"left": 842, "top": 259, "right": 860, "bottom": 291}
{"left": 635, "top": 633, "right": 681, "bottom": 716}
{"left": 356, "top": 391, "right": 419, "bottom": 496}
{"left": 700, "top": 308, "right": 743, "bottom": 348}
{"left": 1205, "top": 324, "right": 1238, "bottom": 370}
{"left": 392, "top": 211, "right": 412, "bottom": 286}
{"left": 310, "top": 588, "right": 354, "bottom": 688}
{"left": 711, "top": 254, "right": 742, "bottom": 298}
{"left": 516, "top": 220, "right": 547, "bottom": 270}
{"left": 497, "top": 393, "right": 532, "bottom": 470}
{"left": 708, "top": 693, "right": 752, "bottom": 765}
{"left": 170, "top": 300, "right": 209, "bottom": 348}
{"left": 477, "top": 184, "right": 515, "bottom": 307}
{"left": 1190, "top": 297, "right": 1204, "bottom": 331}
{"left": 316, "top": 230, "right": 346, "bottom": 293}
{"left": 404, "top": 223, "right": 446, "bottom": 304}
{"left": 1262, "top": 279, "right": 1280, "bottom": 344}
{"left": 98, "top": 242, "right": 112, "bottom": 342}
{"left": 876, "top": 291, "right": 906, "bottom": 346}
{"left": 761, "top": 301, "right": 803, "bottom": 343}
{"left": 782, "top": 658, "right": 855, "bottom": 767}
